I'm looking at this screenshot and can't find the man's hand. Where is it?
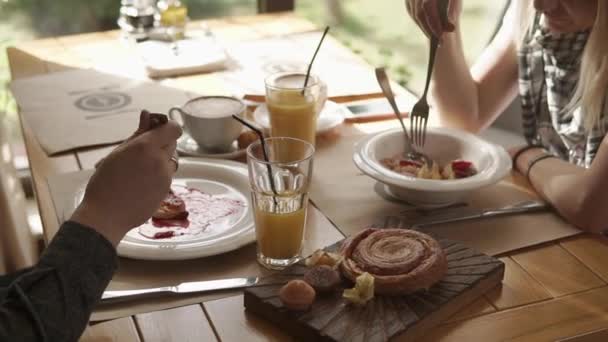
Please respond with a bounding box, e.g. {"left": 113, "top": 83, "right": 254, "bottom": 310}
{"left": 71, "top": 112, "right": 182, "bottom": 246}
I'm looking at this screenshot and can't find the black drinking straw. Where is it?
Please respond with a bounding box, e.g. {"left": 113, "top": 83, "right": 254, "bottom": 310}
{"left": 301, "top": 26, "right": 330, "bottom": 95}
{"left": 232, "top": 115, "right": 278, "bottom": 204}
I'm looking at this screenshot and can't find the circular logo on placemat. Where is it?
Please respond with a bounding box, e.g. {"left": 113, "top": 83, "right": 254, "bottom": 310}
{"left": 74, "top": 92, "right": 132, "bottom": 112}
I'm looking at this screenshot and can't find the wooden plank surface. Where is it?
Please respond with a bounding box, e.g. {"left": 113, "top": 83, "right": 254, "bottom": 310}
{"left": 426, "top": 286, "right": 608, "bottom": 342}
{"left": 558, "top": 328, "right": 608, "bottom": 342}
{"left": 510, "top": 244, "right": 605, "bottom": 297}
{"left": 134, "top": 305, "right": 217, "bottom": 342}
{"left": 444, "top": 297, "right": 496, "bottom": 323}
{"left": 79, "top": 317, "right": 140, "bottom": 342}
{"left": 485, "top": 257, "right": 552, "bottom": 310}
{"left": 560, "top": 235, "right": 608, "bottom": 283}
{"left": 204, "top": 295, "right": 294, "bottom": 342}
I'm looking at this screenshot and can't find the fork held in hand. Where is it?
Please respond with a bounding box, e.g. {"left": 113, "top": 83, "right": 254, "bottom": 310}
{"left": 410, "top": 0, "right": 449, "bottom": 149}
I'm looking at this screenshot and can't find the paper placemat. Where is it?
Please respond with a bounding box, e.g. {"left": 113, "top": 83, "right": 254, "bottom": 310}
{"left": 46, "top": 170, "right": 343, "bottom": 321}
{"left": 309, "top": 130, "right": 581, "bottom": 257}
{"left": 215, "top": 32, "right": 403, "bottom": 98}
{"left": 10, "top": 69, "right": 190, "bottom": 155}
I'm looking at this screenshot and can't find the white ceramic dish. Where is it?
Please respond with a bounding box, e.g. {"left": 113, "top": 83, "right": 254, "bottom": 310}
{"left": 353, "top": 127, "right": 512, "bottom": 206}
{"left": 73, "top": 158, "right": 255, "bottom": 260}
{"left": 252, "top": 100, "right": 348, "bottom": 134}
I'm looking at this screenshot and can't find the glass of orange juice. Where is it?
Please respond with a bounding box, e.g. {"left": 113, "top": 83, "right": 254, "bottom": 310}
{"left": 246, "top": 137, "right": 315, "bottom": 270}
{"left": 265, "top": 71, "right": 326, "bottom": 148}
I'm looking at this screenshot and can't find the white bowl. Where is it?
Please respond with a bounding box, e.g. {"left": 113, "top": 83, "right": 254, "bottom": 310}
{"left": 353, "top": 127, "right": 512, "bottom": 206}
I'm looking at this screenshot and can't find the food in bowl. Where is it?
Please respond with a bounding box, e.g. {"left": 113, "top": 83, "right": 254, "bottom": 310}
{"left": 353, "top": 127, "right": 512, "bottom": 206}
{"left": 380, "top": 155, "right": 477, "bottom": 180}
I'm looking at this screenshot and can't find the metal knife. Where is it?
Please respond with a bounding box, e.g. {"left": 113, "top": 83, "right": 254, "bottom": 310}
{"left": 101, "top": 276, "right": 259, "bottom": 303}
{"left": 410, "top": 200, "right": 549, "bottom": 229}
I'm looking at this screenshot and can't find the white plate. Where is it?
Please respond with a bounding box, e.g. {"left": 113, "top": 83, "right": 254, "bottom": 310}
{"left": 73, "top": 158, "right": 255, "bottom": 260}
{"left": 176, "top": 133, "right": 245, "bottom": 160}
{"left": 252, "top": 100, "right": 348, "bottom": 133}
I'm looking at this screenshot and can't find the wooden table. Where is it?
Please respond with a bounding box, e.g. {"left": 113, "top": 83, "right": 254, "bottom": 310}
{"left": 8, "top": 13, "right": 608, "bottom": 342}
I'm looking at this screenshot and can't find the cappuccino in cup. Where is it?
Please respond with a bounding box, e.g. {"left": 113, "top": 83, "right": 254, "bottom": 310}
{"left": 170, "top": 96, "right": 244, "bottom": 152}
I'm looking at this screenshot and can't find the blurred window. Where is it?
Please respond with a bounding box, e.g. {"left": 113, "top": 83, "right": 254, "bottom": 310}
{"left": 296, "top": 0, "right": 510, "bottom": 94}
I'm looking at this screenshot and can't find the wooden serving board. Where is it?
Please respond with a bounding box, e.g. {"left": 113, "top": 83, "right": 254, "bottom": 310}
{"left": 244, "top": 239, "right": 504, "bottom": 342}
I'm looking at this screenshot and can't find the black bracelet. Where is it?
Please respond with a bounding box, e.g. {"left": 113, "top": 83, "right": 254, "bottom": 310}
{"left": 525, "top": 153, "right": 556, "bottom": 181}
{"left": 512, "top": 145, "right": 543, "bottom": 168}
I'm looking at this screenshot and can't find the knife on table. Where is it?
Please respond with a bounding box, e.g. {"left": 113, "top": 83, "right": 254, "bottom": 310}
{"left": 410, "top": 200, "right": 549, "bottom": 229}
{"left": 101, "top": 276, "right": 259, "bottom": 303}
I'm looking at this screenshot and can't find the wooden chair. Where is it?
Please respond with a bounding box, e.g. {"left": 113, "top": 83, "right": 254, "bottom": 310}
{"left": 0, "top": 111, "right": 38, "bottom": 273}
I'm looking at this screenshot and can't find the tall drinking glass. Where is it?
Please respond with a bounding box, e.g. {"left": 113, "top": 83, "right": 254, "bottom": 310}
{"left": 265, "top": 71, "right": 326, "bottom": 148}
{"left": 246, "top": 137, "right": 315, "bottom": 270}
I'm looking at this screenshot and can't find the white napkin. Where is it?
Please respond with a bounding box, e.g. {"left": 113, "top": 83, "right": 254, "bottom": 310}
{"left": 136, "top": 37, "right": 228, "bottom": 78}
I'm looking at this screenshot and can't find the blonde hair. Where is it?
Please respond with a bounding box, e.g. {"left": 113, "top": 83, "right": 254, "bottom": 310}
{"left": 515, "top": 0, "right": 608, "bottom": 132}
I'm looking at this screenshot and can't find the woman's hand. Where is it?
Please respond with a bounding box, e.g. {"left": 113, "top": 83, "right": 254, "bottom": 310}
{"left": 71, "top": 112, "right": 182, "bottom": 246}
{"left": 509, "top": 145, "right": 546, "bottom": 174}
{"left": 509, "top": 137, "right": 608, "bottom": 233}
{"left": 405, "top": 0, "right": 461, "bottom": 39}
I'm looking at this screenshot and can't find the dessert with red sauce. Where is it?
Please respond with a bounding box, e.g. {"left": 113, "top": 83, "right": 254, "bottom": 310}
{"left": 138, "top": 185, "right": 245, "bottom": 240}
{"left": 153, "top": 190, "right": 188, "bottom": 220}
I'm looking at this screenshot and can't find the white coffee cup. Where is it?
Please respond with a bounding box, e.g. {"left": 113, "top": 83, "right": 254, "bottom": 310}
{"left": 169, "top": 96, "right": 244, "bottom": 152}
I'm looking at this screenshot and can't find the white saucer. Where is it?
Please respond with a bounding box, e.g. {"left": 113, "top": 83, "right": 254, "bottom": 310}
{"left": 252, "top": 100, "right": 348, "bottom": 133}
{"left": 176, "top": 133, "right": 245, "bottom": 160}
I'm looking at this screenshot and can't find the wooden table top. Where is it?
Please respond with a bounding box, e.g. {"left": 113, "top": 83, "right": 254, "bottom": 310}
{"left": 8, "top": 12, "right": 608, "bottom": 342}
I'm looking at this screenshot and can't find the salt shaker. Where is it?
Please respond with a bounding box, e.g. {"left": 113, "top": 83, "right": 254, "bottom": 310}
{"left": 118, "top": 0, "right": 157, "bottom": 40}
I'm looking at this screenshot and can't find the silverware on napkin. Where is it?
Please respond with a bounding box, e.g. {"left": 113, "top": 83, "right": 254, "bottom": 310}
{"left": 101, "top": 276, "right": 259, "bottom": 303}
{"left": 410, "top": 200, "right": 549, "bottom": 229}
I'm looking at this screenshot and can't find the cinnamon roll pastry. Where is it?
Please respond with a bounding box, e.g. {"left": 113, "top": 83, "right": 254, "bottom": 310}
{"left": 340, "top": 228, "right": 447, "bottom": 295}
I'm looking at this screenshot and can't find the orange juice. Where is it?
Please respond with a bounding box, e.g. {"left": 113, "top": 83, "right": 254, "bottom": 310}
{"left": 254, "top": 206, "right": 306, "bottom": 259}
{"left": 267, "top": 90, "right": 317, "bottom": 146}
{"left": 252, "top": 190, "right": 308, "bottom": 264}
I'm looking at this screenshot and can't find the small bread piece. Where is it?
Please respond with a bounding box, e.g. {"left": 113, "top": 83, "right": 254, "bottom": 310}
{"left": 303, "top": 265, "right": 341, "bottom": 293}
{"left": 237, "top": 130, "right": 260, "bottom": 150}
{"left": 279, "top": 280, "right": 316, "bottom": 311}
{"left": 305, "top": 250, "right": 343, "bottom": 268}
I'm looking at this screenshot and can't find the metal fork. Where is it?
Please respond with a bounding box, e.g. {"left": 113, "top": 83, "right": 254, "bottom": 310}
{"left": 375, "top": 67, "right": 431, "bottom": 165}
{"left": 410, "top": 0, "right": 449, "bottom": 148}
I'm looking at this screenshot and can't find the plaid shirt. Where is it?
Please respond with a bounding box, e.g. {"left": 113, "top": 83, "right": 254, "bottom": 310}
{"left": 518, "top": 14, "right": 605, "bottom": 168}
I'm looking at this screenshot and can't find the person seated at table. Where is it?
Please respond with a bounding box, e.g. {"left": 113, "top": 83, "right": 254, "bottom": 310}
{"left": 405, "top": 0, "right": 608, "bottom": 232}
{"left": 0, "top": 112, "right": 181, "bottom": 341}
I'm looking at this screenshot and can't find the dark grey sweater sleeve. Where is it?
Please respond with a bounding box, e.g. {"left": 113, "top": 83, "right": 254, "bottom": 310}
{"left": 0, "top": 221, "right": 118, "bottom": 342}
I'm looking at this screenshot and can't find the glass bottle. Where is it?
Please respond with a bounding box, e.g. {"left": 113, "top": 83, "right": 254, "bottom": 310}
{"left": 118, "top": 0, "right": 157, "bottom": 36}
{"left": 157, "top": 0, "right": 188, "bottom": 40}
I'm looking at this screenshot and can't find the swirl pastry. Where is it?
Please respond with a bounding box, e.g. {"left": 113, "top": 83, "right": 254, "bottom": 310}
{"left": 340, "top": 228, "right": 447, "bottom": 295}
